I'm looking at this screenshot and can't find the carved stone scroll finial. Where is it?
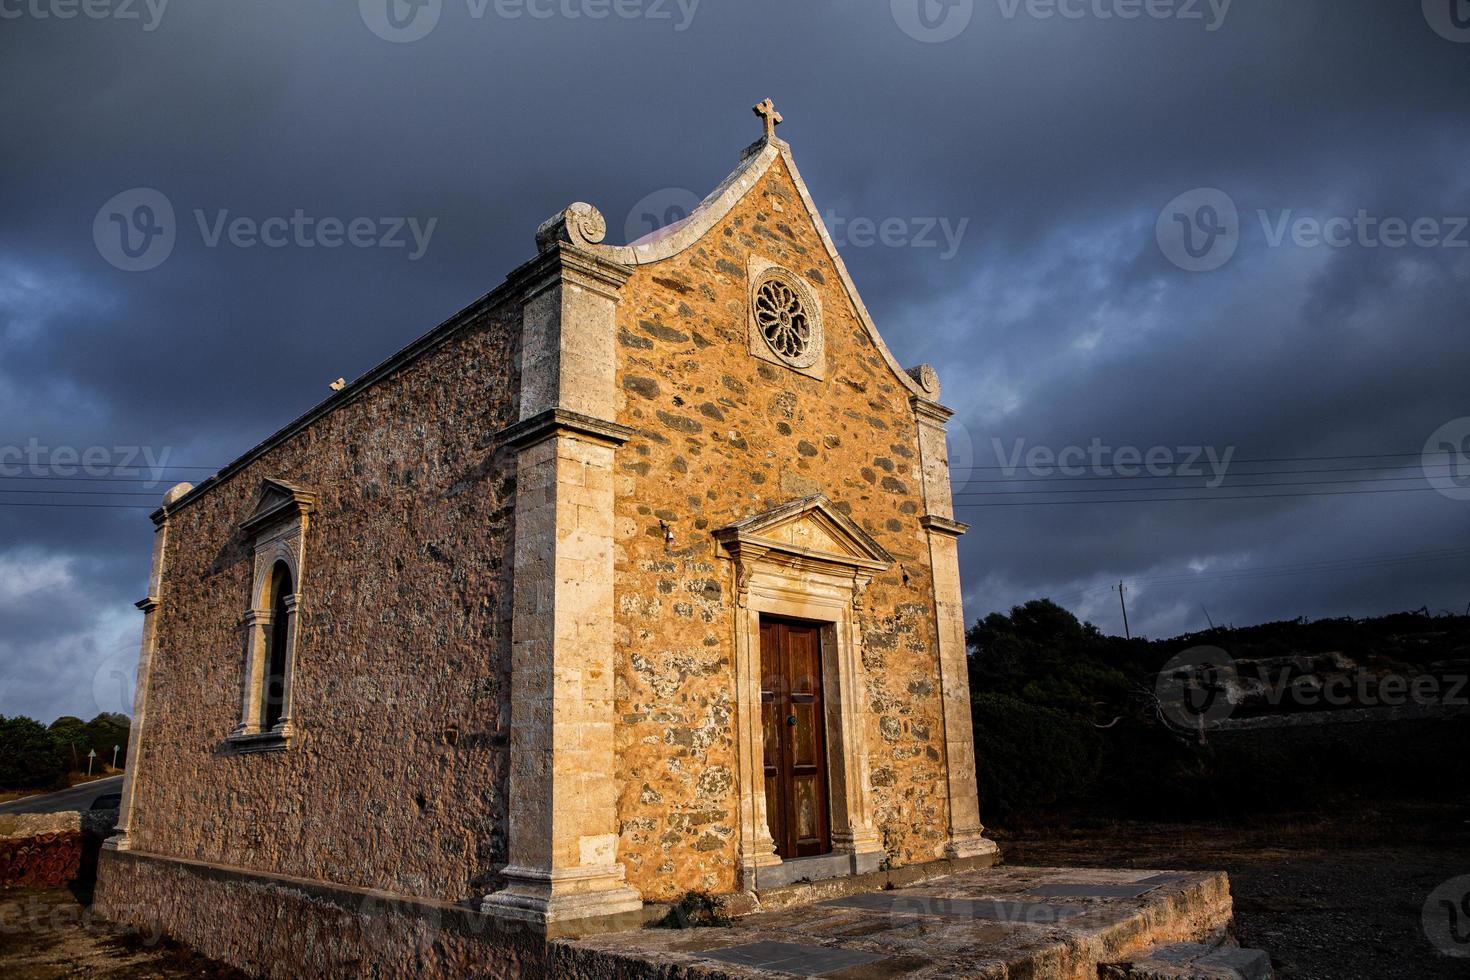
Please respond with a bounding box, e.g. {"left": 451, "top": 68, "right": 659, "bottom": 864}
{"left": 753, "top": 99, "right": 783, "bottom": 142}
{"left": 536, "top": 202, "right": 608, "bottom": 253}
{"left": 906, "top": 363, "right": 941, "bottom": 400}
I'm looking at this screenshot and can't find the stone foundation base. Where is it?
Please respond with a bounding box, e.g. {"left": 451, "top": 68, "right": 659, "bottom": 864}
{"left": 95, "top": 850, "right": 554, "bottom": 979}
{"left": 93, "top": 847, "right": 1007, "bottom": 979}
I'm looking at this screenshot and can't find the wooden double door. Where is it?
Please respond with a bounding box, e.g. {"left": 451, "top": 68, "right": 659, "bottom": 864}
{"left": 760, "top": 617, "right": 832, "bottom": 859}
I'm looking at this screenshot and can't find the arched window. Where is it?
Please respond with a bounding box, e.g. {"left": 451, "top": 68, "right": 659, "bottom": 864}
{"left": 230, "top": 478, "right": 315, "bottom": 752}
{"left": 262, "top": 562, "right": 293, "bottom": 731}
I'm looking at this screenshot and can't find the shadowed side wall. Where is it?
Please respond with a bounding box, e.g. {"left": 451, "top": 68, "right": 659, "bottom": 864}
{"left": 113, "top": 297, "right": 522, "bottom": 904}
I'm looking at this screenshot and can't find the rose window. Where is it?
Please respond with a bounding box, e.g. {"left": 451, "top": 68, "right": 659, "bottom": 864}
{"left": 754, "top": 277, "right": 812, "bottom": 362}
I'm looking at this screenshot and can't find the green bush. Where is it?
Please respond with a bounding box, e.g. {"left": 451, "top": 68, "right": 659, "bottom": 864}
{"left": 0, "top": 715, "right": 67, "bottom": 790}
{"left": 971, "top": 693, "right": 1102, "bottom": 823}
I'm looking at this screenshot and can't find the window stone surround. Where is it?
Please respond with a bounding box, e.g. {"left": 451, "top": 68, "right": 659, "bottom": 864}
{"left": 227, "top": 479, "right": 316, "bottom": 753}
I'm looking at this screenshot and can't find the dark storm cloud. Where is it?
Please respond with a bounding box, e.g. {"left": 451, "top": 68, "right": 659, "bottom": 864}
{"left": 2, "top": 0, "right": 1468, "bottom": 716}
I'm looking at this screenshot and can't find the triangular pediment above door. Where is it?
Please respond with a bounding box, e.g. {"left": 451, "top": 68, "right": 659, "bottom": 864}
{"left": 713, "top": 494, "right": 893, "bottom": 572}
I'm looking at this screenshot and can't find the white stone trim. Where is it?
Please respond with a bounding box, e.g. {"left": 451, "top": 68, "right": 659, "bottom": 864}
{"left": 106, "top": 482, "right": 193, "bottom": 853}
{"left": 229, "top": 481, "right": 314, "bottom": 750}
{"left": 715, "top": 497, "right": 889, "bottom": 892}
{"left": 747, "top": 256, "right": 825, "bottom": 379}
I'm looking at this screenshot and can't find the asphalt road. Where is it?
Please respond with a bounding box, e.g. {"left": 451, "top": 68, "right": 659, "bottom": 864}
{"left": 0, "top": 775, "right": 124, "bottom": 815}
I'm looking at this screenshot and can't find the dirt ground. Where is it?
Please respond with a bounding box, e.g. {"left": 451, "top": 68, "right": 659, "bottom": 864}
{"left": 0, "top": 885, "right": 245, "bottom": 979}
{"left": 1000, "top": 799, "right": 1470, "bottom": 980}
{"left": 1, "top": 801, "right": 1466, "bottom": 978}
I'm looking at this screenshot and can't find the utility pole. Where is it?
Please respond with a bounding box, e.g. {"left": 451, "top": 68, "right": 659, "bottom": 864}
{"left": 1203, "top": 606, "right": 1216, "bottom": 630}
{"left": 1113, "top": 581, "right": 1131, "bottom": 639}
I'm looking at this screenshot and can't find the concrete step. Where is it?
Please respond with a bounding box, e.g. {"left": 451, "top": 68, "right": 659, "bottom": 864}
{"left": 1100, "top": 941, "right": 1273, "bottom": 979}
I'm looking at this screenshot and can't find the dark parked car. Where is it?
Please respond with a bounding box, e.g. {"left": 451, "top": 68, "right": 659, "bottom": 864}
{"left": 90, "top": 793, "right": 122, "bottom": 811}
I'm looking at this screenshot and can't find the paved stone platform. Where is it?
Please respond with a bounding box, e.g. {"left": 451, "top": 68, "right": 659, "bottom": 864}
{"left": 559, "top": 866, "right": 1240, "bottom": 979}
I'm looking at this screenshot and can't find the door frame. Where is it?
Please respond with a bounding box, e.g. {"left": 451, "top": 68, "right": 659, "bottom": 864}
{"left": 715, "top": 497, "right": 893, "bottom": 892}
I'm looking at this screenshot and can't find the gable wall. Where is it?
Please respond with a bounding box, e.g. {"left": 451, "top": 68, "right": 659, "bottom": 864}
{"left": 611, "top": 158, "right": 951, "bottom": 900}
{"left": 129, "top": 297, "right": 522, "bottom": 903}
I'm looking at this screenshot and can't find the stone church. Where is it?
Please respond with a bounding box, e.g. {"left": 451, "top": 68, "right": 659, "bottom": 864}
{"left": 96, "top": 102, "right": 998, "bottom": 974}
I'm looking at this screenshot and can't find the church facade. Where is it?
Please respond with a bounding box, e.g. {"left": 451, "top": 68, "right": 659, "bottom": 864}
{"left": 96, "top": 103, "right": 997, "bottom": 973}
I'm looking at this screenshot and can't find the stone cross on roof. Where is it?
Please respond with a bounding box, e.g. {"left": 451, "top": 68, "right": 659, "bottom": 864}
{"left": 753, "top": 98, "right": 783, "bottom": 141}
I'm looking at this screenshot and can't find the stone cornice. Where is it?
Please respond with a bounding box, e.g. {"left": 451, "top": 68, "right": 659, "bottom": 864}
{"left": 910, "top": 397, "right": 956, "bottom": 425}
{"left": 920, "top": 515, "right": 971, "bottom": 537}
{"left": 499, "top": 409, "right": 635, "bottom": 451}
{"left": 135, "top": 596, "right": 160, "bottom": 613}
{"left": 511, "top": 240, "right": 632, "bottom": 304}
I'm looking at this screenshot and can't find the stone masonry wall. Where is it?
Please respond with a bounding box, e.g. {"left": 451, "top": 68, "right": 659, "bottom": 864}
{"left": 611, "top": 158, "right": 951, "bottom": 900}
{"left": 95, "top": 850, "right": 547, "bottom": 979}
{"left": 127, "top": 298, "right": 522, "bottom": 904}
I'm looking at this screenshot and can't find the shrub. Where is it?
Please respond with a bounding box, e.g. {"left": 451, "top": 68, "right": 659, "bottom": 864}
{"left": 971, "top": 693, "right": 1102, "bottom": 824}
{"left": 0, "top": 715, "right": 67, "bottom": 790}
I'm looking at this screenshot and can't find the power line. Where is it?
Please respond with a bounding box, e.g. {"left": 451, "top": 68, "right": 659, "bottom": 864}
{"left": 1048, "top": 547, "right": 1470, "bottom": 603}
{"left": 0, "top": 488, "right": 165, "bottom": 497}
{"left": 0, "top": 474, "right": 197, "bottom": 484}
{"left": 951, "top": 450, "right": 1461, "bottom": 472}
{"left": 955, "top": 486, "right": 1448, "bottom": 507}
{"left": 0, "top": 502, "right": 153, "bottom": 509}
{"left": 950, "top": 462, "right": 1460, "bottom": 485}
{"left": 953, "top": 474, "right": 1441, "bottom": 497}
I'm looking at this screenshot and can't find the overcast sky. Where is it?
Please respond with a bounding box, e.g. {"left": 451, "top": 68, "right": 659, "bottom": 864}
{"left": 3, "top": 0, "right": 1469, "bottom": 722}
